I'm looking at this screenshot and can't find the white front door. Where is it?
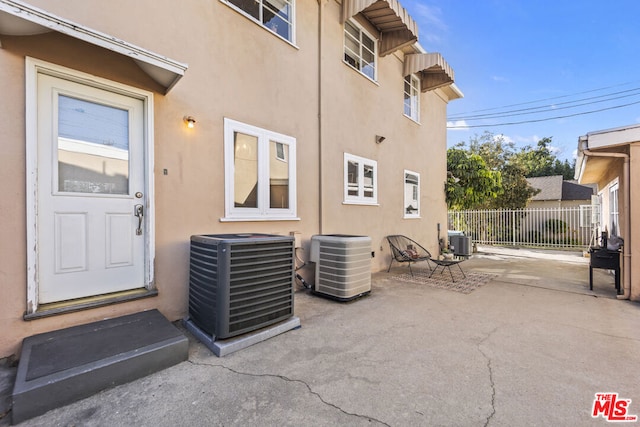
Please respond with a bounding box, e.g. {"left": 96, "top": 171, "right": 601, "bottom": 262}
{"left": 36, "top": 73, "right": 147, "bottom": 303}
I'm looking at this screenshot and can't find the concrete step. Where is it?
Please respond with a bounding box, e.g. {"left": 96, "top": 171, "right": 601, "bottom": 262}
{"left": 11, "top": 309, "right": 188, "bottom": 424}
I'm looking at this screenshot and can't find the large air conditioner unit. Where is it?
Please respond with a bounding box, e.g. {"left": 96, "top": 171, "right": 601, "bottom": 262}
{"left": 187, "top": 234, "right": 295, "bottom": 340}
{"left": 309, "top": 234, "right": 371, "bottom": 301}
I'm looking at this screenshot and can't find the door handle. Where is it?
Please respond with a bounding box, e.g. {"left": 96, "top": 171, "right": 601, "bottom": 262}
{"left": 134, "top": 204, "right": 144, "bottom": 235}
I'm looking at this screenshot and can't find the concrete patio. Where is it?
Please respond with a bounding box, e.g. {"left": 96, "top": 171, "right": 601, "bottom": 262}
{"left": 4, "top": 246, "right": 640, "bottom": 426}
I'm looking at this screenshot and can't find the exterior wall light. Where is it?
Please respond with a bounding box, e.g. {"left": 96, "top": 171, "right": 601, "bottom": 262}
{"left": 375, "top": 135, "right": 386, "bottom": 144}
{"left": 184, "top": 116, "right": 196, "bottom": 128}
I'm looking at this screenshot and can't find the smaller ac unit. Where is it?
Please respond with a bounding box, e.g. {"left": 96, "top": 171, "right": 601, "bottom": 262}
{"left": 451, "top": 235, "right": 472, "bottom": 257}
{"left": 309, "top": 234, "right": 371, "bottom": 301}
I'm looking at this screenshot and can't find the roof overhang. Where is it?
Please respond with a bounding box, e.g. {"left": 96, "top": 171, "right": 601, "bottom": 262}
{"left": 342, "top": 0, "right": 418, "bottom": 56}
{"left": 403, "top": 52, "right": 454, "bottom": 92}
{"left": 0, "top": 0, "right": 187, "bottom": 93}
{"left": 575, "top": 124, "right": 640, "bottom": 183}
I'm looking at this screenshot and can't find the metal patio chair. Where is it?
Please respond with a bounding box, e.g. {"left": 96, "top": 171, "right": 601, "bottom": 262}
{"left": 387, "top": 234, "right": 467, "bottom": 281}
{"left": 386, "top": 235, "right": 433, "bottom": 276}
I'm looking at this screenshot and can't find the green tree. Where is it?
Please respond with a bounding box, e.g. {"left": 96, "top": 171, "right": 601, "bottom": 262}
{"left": 463, "top": 132, "right": 539, "bottom": 209}
{"left": 446, "top": 147, "right": 502, "bottom": 209}
{"left": 515, "top": 137, "right": 575, "bottom": 179}
{"left": 448, "top": 132, "right": 578, "bottom": 209}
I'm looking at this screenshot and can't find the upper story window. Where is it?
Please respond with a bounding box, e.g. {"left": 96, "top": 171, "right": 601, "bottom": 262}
{"left": 224, "top": 118, "right": 297, "bottom": 221}
{"left": 344, "top": 153, "right": 377, "bottom": 205}
{"left": 404, "top": 170, "right": 420, "bottom": 218}
{"left": 222, "top": 0, "right": 294, "bottom": 42}
{"left": 404, "top": 75, "right": 420, "bottom": 122}
{"left": 344, "top": 19, "right": 377, "bottom": 81}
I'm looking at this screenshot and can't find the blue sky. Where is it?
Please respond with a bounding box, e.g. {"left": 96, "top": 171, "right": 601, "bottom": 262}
{"left": 401, "top": 0, "right": 640, "bottom": 162}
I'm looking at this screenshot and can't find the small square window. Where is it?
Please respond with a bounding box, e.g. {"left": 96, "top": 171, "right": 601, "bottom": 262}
{"left": 223, "top": 0, "right": 295, "bottom": 43}
{"left": 224, "top": 118, "right": 297, "bottom": 220}
{"left": 344, "top": 19, "right": 377, "bottom": 81}
{"left": 344, "top": 153, "right": 377, "bottom": 204}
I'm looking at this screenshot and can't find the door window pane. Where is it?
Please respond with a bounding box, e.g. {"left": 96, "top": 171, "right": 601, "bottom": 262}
{"left": 234, "top": 132, "right": 259, "bottom": 208}
{"left": 57, "top": 95, "right": 129, "bottom": 194}
{"left": 270, "top": 140, "right": 289, "bottom": 209}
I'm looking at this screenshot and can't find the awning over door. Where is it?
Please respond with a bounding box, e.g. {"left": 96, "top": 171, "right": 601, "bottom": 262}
{"left": 0, "top": 0, "right": 187, "bottom": 93}
{"left": 403, "top": 52, "right": 454, "bottom": 92}
{"left": 342, "top": 0, "right": 418, "bottom": 57}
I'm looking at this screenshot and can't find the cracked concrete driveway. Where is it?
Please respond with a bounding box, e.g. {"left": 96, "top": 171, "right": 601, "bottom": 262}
{"left": 11, "top": 248, "right": 640, "bottom": 426}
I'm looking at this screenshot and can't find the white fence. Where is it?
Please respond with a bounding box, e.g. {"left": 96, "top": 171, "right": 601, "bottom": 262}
{"left": 448, "top": 207, "right": 595, "bottom": 249}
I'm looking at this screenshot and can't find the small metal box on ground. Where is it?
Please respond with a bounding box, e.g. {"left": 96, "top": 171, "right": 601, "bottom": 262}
{"left": 309, "top": 234, "right": 372, "bottom": 301}
{"left": 448, "top": 231, "right": 472, "bottom": 257}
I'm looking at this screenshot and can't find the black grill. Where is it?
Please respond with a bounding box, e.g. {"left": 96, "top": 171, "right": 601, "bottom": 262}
{"left": 589, "top": 247, "right": 621, "bottom": 294}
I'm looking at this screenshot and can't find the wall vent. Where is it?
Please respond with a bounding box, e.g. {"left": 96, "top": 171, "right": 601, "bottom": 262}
{"left": 309, "top": 234, "right": 371, "bottom": 301}
{"left": 188, "top": 234, "right": 294, "bottom": 339}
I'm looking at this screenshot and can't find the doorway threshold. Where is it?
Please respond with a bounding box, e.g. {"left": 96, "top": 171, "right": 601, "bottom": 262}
{"left": 24, "top": 288, "right": 158, "bottom": 320}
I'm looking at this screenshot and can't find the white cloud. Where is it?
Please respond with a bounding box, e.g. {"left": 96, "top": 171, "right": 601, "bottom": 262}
{"left": 446, "top": 120, "right": 469, "bottom": 130}
{"left": 409, "top": 3, "right": 447, "bottom": 44}
{"left": 492, "top": 75, "right": 508, "bottom": 82}
{"left": 494, "top": 134, "right": 514, "bottom": 144}
{"left": 512, "top": 134, "right": 541, "bottom": 145}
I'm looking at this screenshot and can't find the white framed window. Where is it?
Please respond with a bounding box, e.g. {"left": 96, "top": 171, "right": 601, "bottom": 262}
{"left": 404, "top": 170, "right": 420, "bottom": 218}
{"left": 344, "top": 153, "right": 377, "bottom": 205}
{"left": 610, "top": 182, "right": 619, "bottom": 236}
{"left": 404, "top": 75, "right": 420, "bottom": 122}
{"left": 221, "top": 0, "right": 295, "bottom": 43}
{"left": 224, "top": 118, "right": 297, "bottom": 220}
{"left": 344, "top": 19, "right": 377, "bottom": 81}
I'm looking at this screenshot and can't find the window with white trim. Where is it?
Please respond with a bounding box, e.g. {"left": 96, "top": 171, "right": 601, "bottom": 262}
{"left": 344, "top": 153, "right": 377, "bottom": 204}
{"left": 404, "top": 75, "right": 420, "bottom": 122}
{"left": 222, "top": 0, "right": 294, "bottom": 42}
{"left": 224, "top": 118, "right": 296, "bottom": 220}
{"left": 610, "top": 182, "right": 619, "bottom": 236}
{"left": 404, "top": 170, "right": 420, "bottom": 218}
{"left": 344, "top": 19, "right": 377, "bottom": 81}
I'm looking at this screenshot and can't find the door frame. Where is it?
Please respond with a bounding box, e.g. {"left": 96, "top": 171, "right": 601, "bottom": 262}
{"left": 25, "top": 57, "right": 155, "bottom": 314}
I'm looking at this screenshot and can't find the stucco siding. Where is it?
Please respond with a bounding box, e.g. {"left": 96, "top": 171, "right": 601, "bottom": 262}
{"left": 0, "top": 0, "right": 455, "bottom": 356}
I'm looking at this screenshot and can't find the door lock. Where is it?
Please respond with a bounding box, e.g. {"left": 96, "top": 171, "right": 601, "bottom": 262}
{"left": 134, "top": 204, "right": 144, "bottom": 235}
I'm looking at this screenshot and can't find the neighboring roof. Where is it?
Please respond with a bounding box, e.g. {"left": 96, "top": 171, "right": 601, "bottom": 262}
{"left": 527, "top": 175, "right": 595, "bottom": 201}
{"left": 0, "top": 0, "right": 187, "bottom": 93}
{"left": 527, "top": 175, "right": 563, "bottom": 200}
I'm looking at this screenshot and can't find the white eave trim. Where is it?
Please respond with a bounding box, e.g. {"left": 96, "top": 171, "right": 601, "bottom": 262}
{"left": 0, "top": 0, "right": 187, "bottom": 93}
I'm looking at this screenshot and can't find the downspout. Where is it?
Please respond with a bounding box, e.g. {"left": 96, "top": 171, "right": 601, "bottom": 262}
{"left": 317, "top": 0, "right": 325, "bottom": 234}
{"left": 583, "top": 149, "right": 631, "bottom": 300}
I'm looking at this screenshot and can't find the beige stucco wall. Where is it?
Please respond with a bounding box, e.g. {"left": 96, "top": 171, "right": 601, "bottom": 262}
{"left": 319, "top": 2, "right": 448, "bottom": 268}
{"left": 0, "top": 0, "right": 454, "bottom": 357}
{"left": 628, "top": 143, "right": 640, "bottom": 301}
{"left": 582, "top": 147, "right": 640, "bottom": 302}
